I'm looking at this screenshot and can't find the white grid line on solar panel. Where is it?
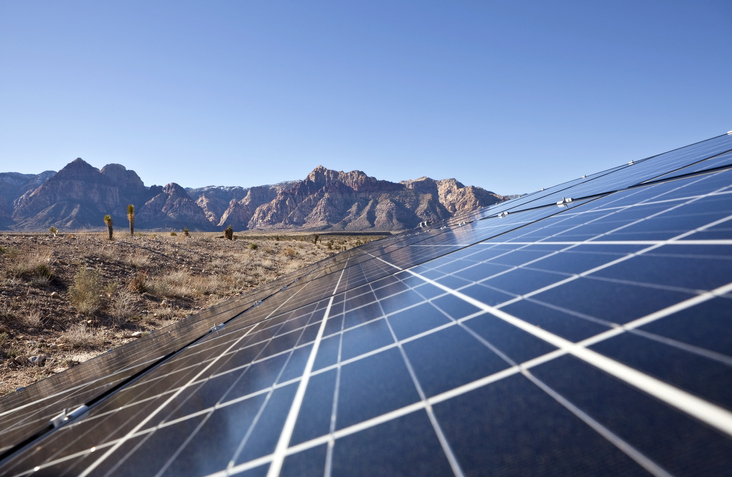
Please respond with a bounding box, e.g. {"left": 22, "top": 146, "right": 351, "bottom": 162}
{"left": 647, "top": 151, "right": 732, "bottom": 184}
{"left": 74, "top": 264, "right": 328, "bottom": 477}
{"left": 368, "top": 246, "right": 732, "bottom": 437}
{"left": 323, "top": 271, "right": 348, "bottom": 477}
{"left": 0, "top": 354, "right": 168, "bottom": 448}
{"left": 2, "top": 316, "right": 300, "bottom": 476}
{"left": 0, "top": 286, "right": 281, "bottom": 438}
{"left": 59, "top": 282, "right": 332, "bottom": 472}
{"left": 409, "top": 171, "right": 732, "bottom": 301}
{"left": 266, "top": 259, "right": 349, "bottom": 477}
{"left": 365, "top": 276, "right": 465, "bottom": 477}
{"left": 520, "top": 370, "right": 674, "bottom": 477}
{"left": 16, "top": 271, "right": 732, "bottom": 477}
{"left": 219, "top": 275, "right": 725, "bottom": 477}
{"left": 464, "top": 204, "right": 732, "bottom": 308}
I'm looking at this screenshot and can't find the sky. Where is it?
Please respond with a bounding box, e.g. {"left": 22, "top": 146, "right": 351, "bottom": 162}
{"left": 1, "top": 1, "right": 731, "bottom": 195}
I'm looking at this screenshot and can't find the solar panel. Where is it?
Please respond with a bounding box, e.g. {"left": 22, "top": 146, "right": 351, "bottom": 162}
{"left": 1, "top": 133, "right": 732, "bottom": 476}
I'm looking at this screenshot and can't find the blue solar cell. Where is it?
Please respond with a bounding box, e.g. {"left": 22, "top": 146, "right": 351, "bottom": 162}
{"left": 589, "top": 333, "right": 732, "bottom": 408}
{"left": 433, "top": 374, "right": 649, "bottom": 476}
{"left": 336, "top": 348, "right": 420, "bottom": 430}
{"left": 532, "top": 356, "right": 732, "bottom": 475}
{"left": 402, "top": 325, "right": 509, "bottom": 397}
{"left": 463, "top": 313, "right": 557, "bottom": 363}
{"left": 387, "top": 302, "right": 452, "bottom": 341}
{"left": 331, "top": 411, "right": 453, "bottom": 476}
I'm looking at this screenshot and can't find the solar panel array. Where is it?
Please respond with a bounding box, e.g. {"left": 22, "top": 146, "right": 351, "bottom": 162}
{"left": 1, "top": 132, "right": 732, "bottom": 476}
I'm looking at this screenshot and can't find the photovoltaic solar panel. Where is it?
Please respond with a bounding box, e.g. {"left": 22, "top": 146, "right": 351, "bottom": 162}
{"left": 1, "top": 133, "right": 732, "bottom": 476}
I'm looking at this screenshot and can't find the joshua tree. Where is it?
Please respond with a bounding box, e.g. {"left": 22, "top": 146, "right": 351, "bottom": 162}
{"left": 49, "top": 227, "right": 58, "bottom": 237}
{"left": 313, "top": 234, "right": 319, "bottom": 245}
{"left": 224, "top": 225, "right": 233, "bottom": 240}
{"left": 104, "top": 215, "right": 113, "bottom": 240}
{"left": 127, "top": 204, "right": 135, "bottom": 236}
{"left": 183, "top": 227, "right": 190, "bottom": 237}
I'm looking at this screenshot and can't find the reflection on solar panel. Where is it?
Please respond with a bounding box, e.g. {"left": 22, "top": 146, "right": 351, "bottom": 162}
{"left": 2, "top": 132, "right": 732, "bottom": 476}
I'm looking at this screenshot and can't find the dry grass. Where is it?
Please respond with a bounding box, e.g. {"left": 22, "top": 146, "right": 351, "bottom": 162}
{"left": 68, "top": 268, "right": 103, "bottom": 315}
{"left": 111, "top": 289, "right": 139, "bottom": 326}
{"left": 61, "top": 323, "right": 104, "bottom": 350}
{"left": 6, "top": 251, "right": 54, "bottom": 285}
{"left": 126, "top": 252, "right": 150, "bottom": 269}
{"left": 18, "top": 309, "right": 44, "bottom": 329}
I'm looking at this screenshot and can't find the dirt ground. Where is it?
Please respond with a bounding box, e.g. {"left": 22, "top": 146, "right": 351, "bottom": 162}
{"left": 0, "top": 231, "right": 382, "bottom": 396}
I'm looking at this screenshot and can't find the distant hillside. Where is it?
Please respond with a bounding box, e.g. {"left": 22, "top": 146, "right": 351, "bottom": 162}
{"left": 1, "top": 159, "right": 507, "bottom": 232}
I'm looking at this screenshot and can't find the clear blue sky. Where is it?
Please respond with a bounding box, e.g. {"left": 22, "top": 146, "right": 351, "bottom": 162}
{"left": 1, "top": 1, "right": 731, "bottom": 195}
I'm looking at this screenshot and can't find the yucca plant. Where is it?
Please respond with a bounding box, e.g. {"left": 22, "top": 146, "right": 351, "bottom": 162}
{"left": 127, "top": 204, "right": 135, "bottom": 236}
{"left": 104, "top": 214, "right": 113, "bottom": 240}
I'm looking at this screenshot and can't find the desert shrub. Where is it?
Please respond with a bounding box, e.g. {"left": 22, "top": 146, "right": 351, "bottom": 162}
{"left": 111, "top": 289, "right": 138, "bottom": 325}
{"left": 127, "top": 253, "right": 149, "bottom": 269}
{"left": 170, "top": 232, "right": 177, "bottom": 236}
{"left": 149, "top": 270, "right": 194, "bottom": 298}
{"left": 69, "top": 268, "right": 103, "bottom": 315}
{"left": 104, "top": 281, "right": 119, "bottom": 296}
{"left": 248, "top": 242, "right": 258, "bottom": 250}
{"left": 283, "top": 247, "right": 297, "bottom": 258}
{"left": 9, "top": 253, "right": 54, "bottom": 285}
{"left": 61, "top": 323, "right": 104, "bottom": 350}
{"left": 19, "top": 310, "right": 43, "bottom": 329}
{"left": 128, "top": 271, "right": 148, "bottom": 293}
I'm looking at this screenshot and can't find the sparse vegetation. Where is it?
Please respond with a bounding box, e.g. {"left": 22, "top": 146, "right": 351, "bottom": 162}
{"left": 0, "top": 231, "right": 376, "bottom": 395}
{"left": 61, "top": 323, "right": 104, "bottom": 350}
{"left": 68, "top": 268, "right": 103, "bottom": 315}
{"left": 248, "top": 242, "right": 258, "bottom": 250}
{"left": 128, "top": 270, "right": 148, "bottom": 293}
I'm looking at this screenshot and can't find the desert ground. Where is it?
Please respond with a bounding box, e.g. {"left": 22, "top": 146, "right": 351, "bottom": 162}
{"left": 0, "top": 230, "right": 385, "bottom": 396}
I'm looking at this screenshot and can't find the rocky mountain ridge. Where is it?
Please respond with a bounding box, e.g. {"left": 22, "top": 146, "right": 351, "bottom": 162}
{"left": 1, "top": 159, "right": 507, "bottom": 231}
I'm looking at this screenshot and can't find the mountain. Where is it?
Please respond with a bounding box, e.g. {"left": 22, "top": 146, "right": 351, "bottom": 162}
{"left": 0, "top": 171, "right": 56, "bottom": 226}
{"left": 1, "top": 159, "right": 507, "bottom": 232}
{"left": 11, "top": 159, "right": 156, "bottom": 231}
